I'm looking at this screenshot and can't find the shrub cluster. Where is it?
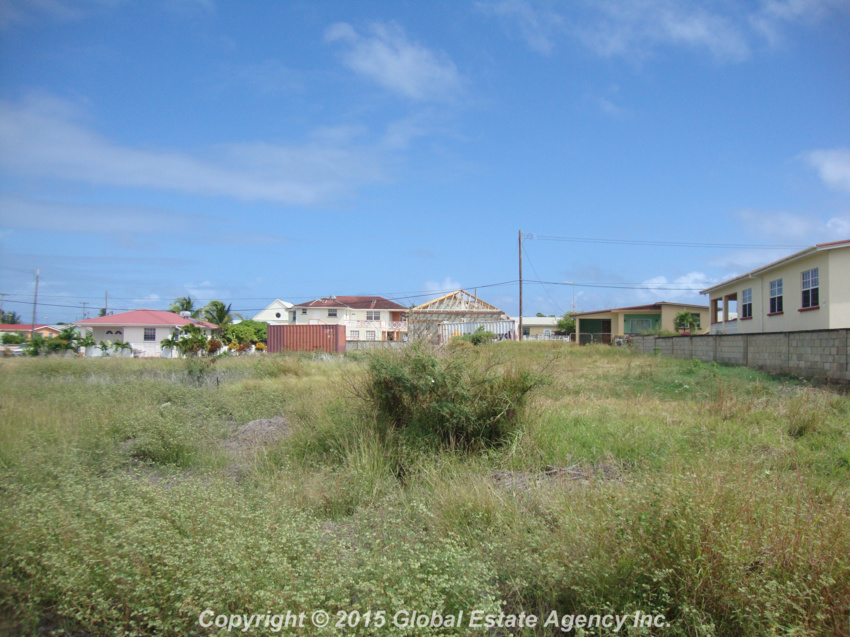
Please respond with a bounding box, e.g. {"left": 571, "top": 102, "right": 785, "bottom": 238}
{"left": 363, "top": 342, "right": 541, "bottom": 449}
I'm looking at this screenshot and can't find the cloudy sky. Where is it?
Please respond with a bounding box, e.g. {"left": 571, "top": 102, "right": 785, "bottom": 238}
{"left": 1, "top": 0, "right": 848, "bottom": 323}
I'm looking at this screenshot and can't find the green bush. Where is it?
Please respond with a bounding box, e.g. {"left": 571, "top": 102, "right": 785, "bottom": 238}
{"left": 453, "top": 325, "right": 497, "bottom": 346}
{"left": 362, "top": 342, "right": 542, "bottom": 449}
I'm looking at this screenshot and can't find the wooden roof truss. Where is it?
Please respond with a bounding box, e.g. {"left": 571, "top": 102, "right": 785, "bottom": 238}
{"left": 412, "top": 289, "right": 501, "bottom": 312}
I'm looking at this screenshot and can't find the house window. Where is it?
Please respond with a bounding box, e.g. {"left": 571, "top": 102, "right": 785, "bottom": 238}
{"left": 275, "top": 312, "right": 281, "bottom": 318}
{"left": 522, "top": 327, "right": 530, "bottom": 337}
{"left": 543, "top": 329, "right": 551, "bottom": 337}
{"left": 144, "top": 328, "right": 156, "bottom": 342}
{"left": 689, "top": 313, "right": 701, "bottom": 329}
{"left": 301, "top": 308, "right": 307, "bottom": 315}
{"left": 742, "top": 289, "right": 752, "bottom": 319}
{"left": 350, "top": 330, "right": 360, "bottom": 340}
{"left": 802, "top": 268, "right": 819, "bottom": 309}
{"left": 366, "top": 331, "right": 376, "bottom": 341}
{"left": 630, "top": 318, "right": 654, "bottom": 334}
{"left": 366, "top": 311, "right": 380, "bottom": 321}
{"left": 769, "top": 279, "right": 783, "bottom": 314}
{"left": 328, "top": 309, "right": 337, "bottom": 317}
{"left": 106, "top": 330, "right": 113, "bottom": 335}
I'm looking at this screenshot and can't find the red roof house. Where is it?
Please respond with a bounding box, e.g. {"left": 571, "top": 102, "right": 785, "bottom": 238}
{"left": 74, "top": 310, "right": 218, "bottom": 357}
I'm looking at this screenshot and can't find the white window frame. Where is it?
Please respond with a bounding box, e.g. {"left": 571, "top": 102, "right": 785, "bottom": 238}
{"left": 366, "top": 311, "right": 380, "bottom": 321}
{"left": 366, "top": 331, "right": 376, "bottom": 341}
{"left": 143, "top": 328, "right": 156, "bottom": 342}
{"left": 741, "top": 289, "right": 752, "bottom": 319}
{"left": 328, "top": 309, "right": 337, "bottom": 317}
{"left": 769, "top": 279, "right": 783, "bottom": 314}
{"left": 801, "top": 268, "right": 819, "bottom": 309}
{"left": 349, "top": 330, "right": 360, "bottom": 340}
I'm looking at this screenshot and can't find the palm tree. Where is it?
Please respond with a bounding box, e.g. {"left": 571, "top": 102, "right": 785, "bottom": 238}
{"left": 1, "top": 311, "right": 22, "bottom": 324}
{"left": 202, "top": 300, "right": 242, "bottom": 328}
{"left": 169, "top": 296, "right": 200, "bottom": 318}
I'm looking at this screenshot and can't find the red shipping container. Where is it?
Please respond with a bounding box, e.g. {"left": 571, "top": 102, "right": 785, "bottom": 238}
{"left": 267, "top": 324, "right": 346, "bottom": 354}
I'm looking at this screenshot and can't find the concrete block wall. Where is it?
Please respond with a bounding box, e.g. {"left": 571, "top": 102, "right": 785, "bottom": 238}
{"left": 691, "top": 337, "right": 714, "bottom": 362}
{"left": 789, "top": 331, "right": 848, "bottom": 379}
{"left": 716, "top": 334, "right": 747, "bottom": 366}
{"left": 630, "top": 330, "right": 849, "bottom": 382}
{"left": 746, "top": 333, "right": 788, "bottom": 373}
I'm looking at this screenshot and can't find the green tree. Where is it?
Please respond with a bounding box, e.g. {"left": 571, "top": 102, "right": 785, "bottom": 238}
{"left": 1, "top": 311, "right": 22, "bottom": 324}
{"left": 556, "top": 313, "right": 576, "bottom": 335}
{"left": 202, "top": 300, "right": 242, "bottom": 328}
{"left": 1, "top": 332, "right": 25, "bottom": 344}
{"left": 161, "top": 324, "right": 208, "bottom": 357}
{"left": 169, "top": 296, "right": 200, "bottom": 318}
{"left": 222, "top": 320, "right": 267, "bottom": 345}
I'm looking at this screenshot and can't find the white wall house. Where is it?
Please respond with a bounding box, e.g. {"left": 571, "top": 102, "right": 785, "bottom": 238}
{"left": 288, "top": 296, "right": 408, "bottom": 342}
{"left": 251, "top": 299, "right": 293, "bottom": 325}
{"left": 701, "top": 239, "right": 850, "bottom": 334}
{"left": 75, "top": 309, "right": 219, "bottom": 357}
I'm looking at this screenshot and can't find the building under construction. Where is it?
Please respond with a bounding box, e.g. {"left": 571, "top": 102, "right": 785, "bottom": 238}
{"left": 409, "top": 289, "right": 513, "bottom": 344}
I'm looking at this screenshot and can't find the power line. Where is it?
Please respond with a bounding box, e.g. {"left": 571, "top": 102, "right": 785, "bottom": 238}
{"left": 527, "top": 234, "right": 804, "bottom": 250}
{"left": 525, "top": 279, "right": 705, "bottom": 291}
{"left": 522, "top": 245, "right": 565, "bottom": 315}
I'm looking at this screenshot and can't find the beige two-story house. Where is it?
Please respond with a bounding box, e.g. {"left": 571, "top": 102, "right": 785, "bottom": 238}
{"left": 288, "top": 296, "right": 408, "bottom": 341}
{"left": 701, "top": 239, "right": 850, "bottom": 334}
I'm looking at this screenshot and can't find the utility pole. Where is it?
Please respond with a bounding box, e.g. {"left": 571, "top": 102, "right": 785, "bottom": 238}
{"left": 518, "top": 230, "right": 523, "bottom": 341}
{"left": 30, "top": 268, "right": 39, "bottom": 339}
{"left": 80, "top": 301, "right": 88, "bottom": 320}
{"left": 104, "top": 291, "right": 108, "bottom": 315}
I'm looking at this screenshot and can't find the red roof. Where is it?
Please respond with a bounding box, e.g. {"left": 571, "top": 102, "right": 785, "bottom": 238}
{"left": 296, "top": 296, "right": 407, "bottom": 311}
{"left": 0, "top": 324, "right": 54, "bottom": 332}
{"left": 74, "top": 309, "right": 218, "bottom": 329}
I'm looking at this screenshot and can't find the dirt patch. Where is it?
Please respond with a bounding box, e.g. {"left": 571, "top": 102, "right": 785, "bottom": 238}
{"left": 224, "top": 416, "right": 290, "bottom": 455}
{"left": 491, "top": 463, "right": 621, "bottom": 493}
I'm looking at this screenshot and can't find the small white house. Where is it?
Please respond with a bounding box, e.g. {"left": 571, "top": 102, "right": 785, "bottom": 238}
{"left": 74, "top": 309, "right": 219, "bottom": 357}
{"left": 251, "top": 299, "right": 293, "bottom": 325}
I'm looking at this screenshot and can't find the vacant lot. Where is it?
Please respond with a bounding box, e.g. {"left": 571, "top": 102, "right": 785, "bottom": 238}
{"left": 1, "top": 344, "right": 848, "bottom": 636}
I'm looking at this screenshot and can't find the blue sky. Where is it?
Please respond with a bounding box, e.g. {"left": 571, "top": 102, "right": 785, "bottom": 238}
{"left": 1, "top": 0, "right": 848, "bottom": 324}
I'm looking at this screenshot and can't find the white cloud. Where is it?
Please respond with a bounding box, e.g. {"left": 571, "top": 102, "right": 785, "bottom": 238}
{"left": 576, "top": 0, "right": 751, "bottom": 62}
{"left": 423, "top": 276, "right": 462, "bottom": 298}
{"left": 804, "top": 148, "right": 850, "bottom": 194}
{"left": 736, "top": 209, "right": 850, "bottom": 243}
{"left": 478, "top": 0, "right": 848, "bottom": 61}
{"left": 635, "top": 271, "right": 718, "bottom": 303}
{"left": 0, "top": 195, "right": 195, "bottom": 235}
{"left": 826, "top": 216, "right": 850, "bottom": 236}
{"left": 736, "top": 209, "right": 820, "bottom": 241}
{"left": 476, "top": 0, "right": 565, "bottom": 54}
{"left": 131, "top": 293, "right": 161, "bottom": 308}
{"left": 0, "top": 94, "right": 386, "bottom": 205}
{"left": 325, "top": 21, "right": 463, "bottom": 100}
{"left": 708, "top": 248, "right": 794, "bottom": 271}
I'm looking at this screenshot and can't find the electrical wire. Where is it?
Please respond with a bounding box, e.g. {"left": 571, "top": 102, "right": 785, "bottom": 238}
{"left": 527, "top": 234, "right": 804, "bottom": 250}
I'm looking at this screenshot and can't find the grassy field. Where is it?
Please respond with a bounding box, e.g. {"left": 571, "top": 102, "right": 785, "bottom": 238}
{"left": 1, "top": 344, "right": 849, "bottom": 636}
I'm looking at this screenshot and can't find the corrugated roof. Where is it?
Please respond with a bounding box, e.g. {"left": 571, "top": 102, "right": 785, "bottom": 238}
{"left": 74, "top": 309, "right": 218, "bottom": 329}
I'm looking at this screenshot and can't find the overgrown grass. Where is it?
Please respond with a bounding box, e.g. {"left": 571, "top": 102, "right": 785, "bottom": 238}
{"left": 1, "top": 346, "right": 848, "bottom": 635}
